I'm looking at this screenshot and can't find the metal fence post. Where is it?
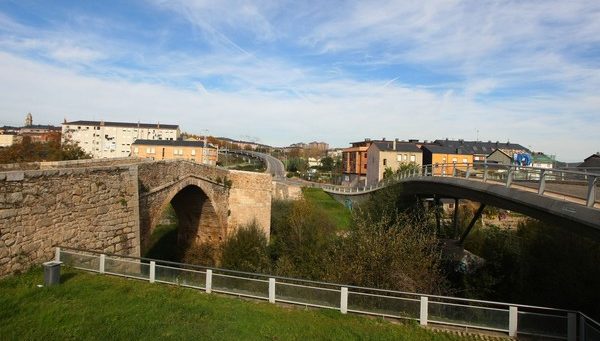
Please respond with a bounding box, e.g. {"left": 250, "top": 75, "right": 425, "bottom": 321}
{"left": 452, "top": 163, "right": 457, "bottom": 177}
{"left": 483, "top": 164, "right": 488, "bottom": 182}
{"left": 340, "top": 287, "right": 348, "bottom": 314}
{"left": 587, "top": 176, "right": 596, "bottom": 207}
{"left": 506, "top": 169, "right": 513, "bottom": 188}
{"left": 579, "top": 313, "right": 586, "bottom": 341}
{"left": 99, "top": 254, "right": 105, "bottom": 274}
{"left": 509, "top": 306, "right": 518, "bottom": 337}
{"left": 149, "top": 261, "right": 156, "bottom": 283}
{"left": 568, "top": 312, "right": 576, "bottom": 341}
{"left": 538, "top": 169, "right": 546, "bottom": 195}
{"left": 55, "top": 247, "right": 61, "bottom": 262}
{"left": 269, "top": 278, "right": 276, "bottom": 303}
{"left": 420, "top": 296, "right": 428, "bottom": 326}
{"left": 206, "top": 269, "right": 212, "bottom": 294}
{"left": 465, "top": 165, "right": 471, "bottom": 179}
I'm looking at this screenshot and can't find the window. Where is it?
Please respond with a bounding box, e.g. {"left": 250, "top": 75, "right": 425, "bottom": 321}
{"left": 191, "top": 149, "right": 196, "bottom": 156}
{"left": 402, "top": 154, "right": 407, "bottom": 161}
{"left": 452, "top": 157, "right": 457, "bottom": 163}
{"left": 383, "top": 158, "right": 387, "bottom": 166}
{"left": 397, "top": 155, "right": 402, "bottom": 162}
{"left": 134, "top": 147, "right": 138, "bottom": 154}
{"left": 363, "top": 153, "right": 367, "bottom": 158}
{"left": 410, "top": 154, "right": 416, "bottom": 162}
{"left": 462, "top": 158, "right": 468, "bottom": 163}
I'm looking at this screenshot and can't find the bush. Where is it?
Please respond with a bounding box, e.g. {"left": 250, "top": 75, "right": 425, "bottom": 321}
{"left": 221, "top": 222, "right": 270, "bottom": 273}
{"left": 325, "top": 210, "right": 447, "bottom": 294}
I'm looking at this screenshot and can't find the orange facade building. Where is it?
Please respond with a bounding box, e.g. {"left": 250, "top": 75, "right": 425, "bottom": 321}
{"left": 131, "top": 139, "right": 218, "bottom": 165}
{"left": 421, "top": 144, "right": 474, "bottom": 176}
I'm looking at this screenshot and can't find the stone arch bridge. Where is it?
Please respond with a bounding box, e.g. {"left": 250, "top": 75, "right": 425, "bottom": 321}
{"left": 0, "top": 158, "right": 272, "bottom": 277}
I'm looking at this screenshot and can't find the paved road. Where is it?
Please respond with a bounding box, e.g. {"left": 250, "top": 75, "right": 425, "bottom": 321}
{"left": 220, "top": 150, "right": 286, "bottom": 179}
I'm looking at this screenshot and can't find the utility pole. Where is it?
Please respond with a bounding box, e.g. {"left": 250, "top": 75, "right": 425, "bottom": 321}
{"left": 200, "top": 129, "right": 209, "bottom": 165}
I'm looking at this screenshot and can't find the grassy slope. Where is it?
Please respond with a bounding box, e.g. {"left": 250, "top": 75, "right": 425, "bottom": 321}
{"left": 302, "top": 187, "right": 352, "bottom": 230}
{"left": 0, "top": 268, "right": 470, "bottom": 341}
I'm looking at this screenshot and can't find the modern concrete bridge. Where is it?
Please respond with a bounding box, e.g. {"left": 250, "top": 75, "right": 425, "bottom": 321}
{"left": 322, "top": 163, "right": 600, "bottom": 238}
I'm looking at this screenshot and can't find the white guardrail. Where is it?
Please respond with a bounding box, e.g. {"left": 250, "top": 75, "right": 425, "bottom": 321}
{"left": 320, "top": 163, "right": 599, "bottom": 208}
{"left": 56, "top": 247, "right": 600, "bottom": 340}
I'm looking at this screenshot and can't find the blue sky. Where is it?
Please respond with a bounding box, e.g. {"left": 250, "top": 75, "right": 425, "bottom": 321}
{"left": 0, "top": 0, "right": 599, "bottom": 161}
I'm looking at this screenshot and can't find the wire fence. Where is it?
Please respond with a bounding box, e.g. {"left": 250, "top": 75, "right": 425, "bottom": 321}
{"left": 56, "top": 247, "right": 599, "bottom": 340}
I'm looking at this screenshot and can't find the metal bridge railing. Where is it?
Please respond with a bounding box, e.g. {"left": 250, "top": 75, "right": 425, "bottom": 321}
{"left": 56, "top": 246, "right": 600, "bottom": 340}
{"left": 322, "top": 163, "right": 599, "bottom": 208}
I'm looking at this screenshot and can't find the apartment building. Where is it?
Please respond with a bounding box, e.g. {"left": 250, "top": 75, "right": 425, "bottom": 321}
{"left": 342, "top": 139, "right": 379, "bottom": 186}
{"left": 62, "top": 120, "right": 180, "bottom": 158}
{"left": 421, "top": 144, "right": 474, "bottom": 176}
{"left": 434, "top": 139, "right": 529, "bottom": 162}
{"left": 131, "top": 140, "right": 217, "bottom": 165}
{"left": 366, "top": 140, "right": 423, "bottom": 186}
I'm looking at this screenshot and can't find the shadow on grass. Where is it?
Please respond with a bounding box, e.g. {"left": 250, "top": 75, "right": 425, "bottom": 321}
{"left": 60, "top": 272, "right": 77, "bottom": 284}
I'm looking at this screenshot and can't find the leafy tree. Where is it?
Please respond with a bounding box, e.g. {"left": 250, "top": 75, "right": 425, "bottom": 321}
{"left": 326, "top": 209, "right": 447, "bottom": 294}
{"left": 0, "top": 136, "right": 91, "bottom": 164}
{"left": 320, "top": 156, "right": 334, "bottom": 171}
{"left": 383, "top": 167, "right": 394, "bottom": 179}
{"left": 221, "top": 221, "right": 271, "bottom": 273}
{"left": 270, "top": 199, "right": 336, "bottom": 279}
{"left": 285, "top": 157, "right": 308, "bottom": 173}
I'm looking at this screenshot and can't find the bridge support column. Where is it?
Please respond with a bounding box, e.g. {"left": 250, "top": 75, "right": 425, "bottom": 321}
{"left": 434, "top": 196, "right": 441, "bottom": 235}
{"left": 453, "top": 198, "right": 459, "bottom": 238}
{"left": 458, "top": 204, "right": 485, "bottom": 245}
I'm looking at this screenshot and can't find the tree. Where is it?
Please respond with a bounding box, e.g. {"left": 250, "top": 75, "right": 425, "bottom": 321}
{"left": 320, "top": 156, "right": 334, "bottom": 171}
{"left": 383, "top": 167, "right": 394, "bottom": 179}
{"left": 325, "top": 209, "right": 446, "bottom": 294}
{"left": 0, "top": 136, "right": 91, "bottom": 164}
{"left": 221, "top": 221, "right": 271, "bottom": 273}
{"left": 270, "top": 199, "right": 337, "bottom": 279}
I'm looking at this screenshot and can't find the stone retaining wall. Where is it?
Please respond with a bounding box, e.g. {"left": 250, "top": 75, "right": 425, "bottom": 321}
{"left": 0, "top": 166, "right": 140, "bottom": 277}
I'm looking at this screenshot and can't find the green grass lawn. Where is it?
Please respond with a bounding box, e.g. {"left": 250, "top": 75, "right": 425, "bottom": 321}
{"left": 0, "top": 268, "right": 473, "bottom": 340}
{"left": 302, "top": 187, "right": 352, "bottom": 230}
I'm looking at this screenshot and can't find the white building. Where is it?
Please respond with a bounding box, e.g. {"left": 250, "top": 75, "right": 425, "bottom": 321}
{"left": 62, "top": 120, "right": 180, "bottom": 158}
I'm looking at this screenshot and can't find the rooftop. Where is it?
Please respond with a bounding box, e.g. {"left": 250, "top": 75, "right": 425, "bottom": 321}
{"left": 132, "top": 139, "right": 215, "bottom": 148}
{"left": 64, "top": 120, "right": 179, "bottom": 130}
{"left": 434, "top": 139, "right": 530, "bottom": 155}
{"left": 372, "top": 141, "right": 421, "bottom": 153}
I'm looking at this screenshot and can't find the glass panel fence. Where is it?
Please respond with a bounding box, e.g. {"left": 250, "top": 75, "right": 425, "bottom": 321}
{"left": 347, "top": 291, "right": 420, "bottom": 320}
{"left": 212, "top": 273, "right": 268, "bottom": 299}
{"left": 276, "top": 282, "right": 340, "bottom": 309}
{"left": 539, "top": 170, "right": 590, "bottom": 202}
{"left": 60, "top": 251, "right": 99, "bottom": 271}
{"left": 104, "top": 257, "right": 149, "bottom": 280}
{"left": 584, "top": 319, "right": 600, "bottom": 341}
{"left": 428, "top": 300, "right": 509, "bottom": 331}
{"left": 155, "top": 264, "right": 205, "bottom": 289}
{"left": 517, "top": 311, "right": 567, "bottom": 339}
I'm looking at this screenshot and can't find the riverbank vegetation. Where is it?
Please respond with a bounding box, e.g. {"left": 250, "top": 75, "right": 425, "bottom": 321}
{"left": 148, "top": 185, "right": 600, "bottom": 320}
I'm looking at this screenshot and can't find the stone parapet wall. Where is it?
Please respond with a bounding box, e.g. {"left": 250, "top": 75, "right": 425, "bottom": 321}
{"left": 0, "top": 165, "right": 140, "bottom": 277}
{"left": 0, "top": 157, "right": 150, "bottom": 171}
{"left": 226, "top": 170, "right": 272, "bottom": 238}
{"left": 272, "top": 181, "right": 302, "bottom": 201}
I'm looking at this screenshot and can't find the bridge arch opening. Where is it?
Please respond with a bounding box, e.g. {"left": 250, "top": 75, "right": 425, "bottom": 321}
{"left": 144, "top": 184, "right": 223, "bottom": 264}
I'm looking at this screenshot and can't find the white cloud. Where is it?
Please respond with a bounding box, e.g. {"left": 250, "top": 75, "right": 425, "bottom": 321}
{"left": 0, "top": 52, "right": 597, "bottom": 161}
